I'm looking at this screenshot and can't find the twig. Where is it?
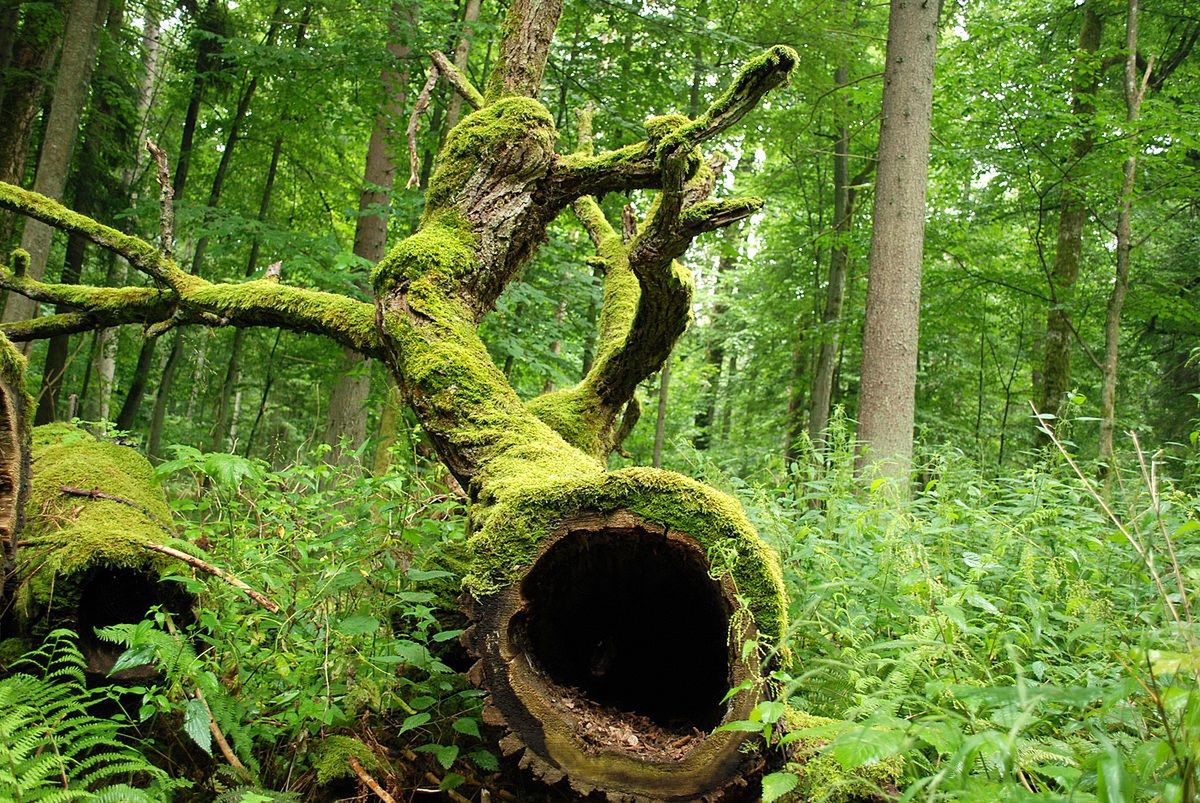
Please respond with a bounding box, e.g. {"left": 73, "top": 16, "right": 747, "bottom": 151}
{"left": 58, "top": 485, "right": 174, "bottom": 533}
{"left": 348, "top": 755, "right": 395, "bottom": 803}
{"left": 197, "top": 686, "right": 246, "bottom": 771}
{"left": 141, "top": 542, "right": 281, "bottom": 613}
{"left": 145, "top": 140, "right": 174, "bottom": 261}
{"left": 406, "top": 67, "right": 440, "bottom": 190}
{"left": 422, "top": 772, "right": 471, "bottom": 802}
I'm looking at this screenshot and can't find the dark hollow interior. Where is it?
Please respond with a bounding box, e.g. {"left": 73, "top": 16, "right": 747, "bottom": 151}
{"left": 516, "top": 527, "right": 732, "bottom": 731}
{"left": 75, "top": 566, "right": 192, "bottom": 677}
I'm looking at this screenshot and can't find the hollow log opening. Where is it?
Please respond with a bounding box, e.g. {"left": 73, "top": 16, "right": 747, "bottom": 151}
{"left": 75, "top": 566, "right": 192, "bottom": 677}
{"left": 473, "top": 511, "right": 764, "bottom": 800}
{"left": 516, "top": 527, "right": 730, "bottom": 731}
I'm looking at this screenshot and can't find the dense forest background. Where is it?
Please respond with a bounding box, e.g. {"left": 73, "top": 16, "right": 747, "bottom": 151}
{"left": 1, "top": 0, "right": 1199, "bottom": 800}
{"left": 5, "top": 0, "right": 1196, "bottom": 473}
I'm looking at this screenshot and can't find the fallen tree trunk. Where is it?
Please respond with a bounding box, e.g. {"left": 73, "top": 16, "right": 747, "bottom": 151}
{"left": 0, "top": 0, "right": 798, "bottom": 793}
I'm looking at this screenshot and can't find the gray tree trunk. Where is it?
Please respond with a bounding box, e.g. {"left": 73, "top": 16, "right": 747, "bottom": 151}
{"left": 1099, "top": 0, "right": 1145, "bottom": 468}
{"left": 855, "top": 0, "right": 940, "bottom": 483}
{"left": 2, "top": 0, "right": 106, "bottom": 328}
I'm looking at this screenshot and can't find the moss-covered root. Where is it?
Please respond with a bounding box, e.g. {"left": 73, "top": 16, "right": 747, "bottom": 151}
{"left": 777, "top": 710, "right": 903, "bottom": 803}
{"left": 0, "top": 332, "right": 31, "bottom": 614}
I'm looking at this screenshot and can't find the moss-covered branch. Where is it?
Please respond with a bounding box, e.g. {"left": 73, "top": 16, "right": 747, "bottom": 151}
{"left": 430, "top": 50, "right": 483, "bottom": 110}
{"left": 0, "top": 232, "right": 382, "bottom": 356}
{"left": 0, "top": 182, "right": 194, "bottom": 292}
{"left": 546, "top": 46, "right": 797, "bottom": 204}
{"left": 528, "top": 150, "right": 757, "bottom": 458}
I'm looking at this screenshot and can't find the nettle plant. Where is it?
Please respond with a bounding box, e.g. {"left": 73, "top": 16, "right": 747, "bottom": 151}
{"left": 0, "top": 2, "right": 797, "bottom": 798}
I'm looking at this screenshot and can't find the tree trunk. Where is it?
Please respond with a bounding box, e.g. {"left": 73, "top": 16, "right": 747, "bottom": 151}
{"left": 443, "top": 0, "right": 482, "bottom": 131}
{"left": 0, "top": 0, "right": 66, "bottom": 248}
{"left": 114, "top": 1, "right": 209, "bottom": 429}
{"left": 148, "top": 28, "right": 277, "bottom": 456}
{"left": 35, "top": 0, "right": 129, "bottom": 424}
{"left": 0, "top": 5, "right": 799, "bottom": 793}
{"left": 0, "top": 333, "right": 30, "bottom": 614}
{"left": 1, "top": 0, "right": 106, "bottom": 328}
{"left": 855, "top": 0, "right": 940, "bottom": 484}
{"left": 212, "top": 8, "right": 311, "bottom": 451}
{"left": 1099, "top": 0, "right": 1145, "bottom": 468}
{"left": 809, "top": 64, "right": 864, "bottom": 446}
{"left": 323, "top": 9, "right": 409, "bottom": 462}
{"left": 652, "top": 360, "right": 671, "bottom": 468}
{"left": 93, "top": 0, "right": 162, "bottom": 424}
{"left": 1039, "top": 5, "right": 1102, "bottom": 434}
{"left": 694, "top": 234, "right": 736, "bottom": 450}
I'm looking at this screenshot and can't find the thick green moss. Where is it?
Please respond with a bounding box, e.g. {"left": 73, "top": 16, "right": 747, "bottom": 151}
{"left": 189, "top": 280, "right": 380, "bottom": 353}
{"left": 465, "top": 465, "right": 787, "bottom": 647}
{"left": 313, "top": 735, "right": 380, "bottom": 785}
{"left": 0, "top": 331, "right": 31, "bottom": 410}
{"left": 779, "top": 710, "right": 904, "bottom": 803}
{"left": 373, "top": 210, "right": 476, "bottom": 295}
{"left": 423, "top": 98, "right": 555, "bottom": 210}
{"left": 23, "top": 424, "right": 172, "bottom": 592}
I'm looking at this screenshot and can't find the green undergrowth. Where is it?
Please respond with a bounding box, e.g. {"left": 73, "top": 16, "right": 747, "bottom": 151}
{"left": 710, "top": 414, "right": 1200, "bottom": 802}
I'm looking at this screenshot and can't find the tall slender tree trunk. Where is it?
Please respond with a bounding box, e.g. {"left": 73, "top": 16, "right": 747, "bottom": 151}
{"left": 325, "top": 9, "right": 409, "bottom": 462}
{"left": 694, "top": 233, "right": 736, "bottom": 450}
{"left": 148, "top": 65, "right": 263, "bottom": 457}
{"left": 212, "top": 7, "right": 310, "bottom": 451}
{"left": 35, "top": 0, "right": 128, "bottom": 424}
{"left": 0, "top": 0, "right": 66, "bottom": 249}
{"left": 115, "top": 1, "right": 213, "bottom": 430}
{"left": 856, "top": 0, "right": 940, "bottom": 483}
{"left": 1, "top": 0, "right": 107, "bottom": 329}
{"left": 1099, "top": 0, "right": 1146, "bottom": 468}
{"left": 93, "top": 0, "right": 162, "bottom": 423}
{"left": 443, "top": 0, "right": 482, "bottom": 131}
{"left": 1039, "top": 5, "right": 1102, "bottom": 436}
{"left": 809, "top": 64, "right": 864, "bottom": 447}
{"left": 652, "top": 361, "right": 670, "bottom": 468}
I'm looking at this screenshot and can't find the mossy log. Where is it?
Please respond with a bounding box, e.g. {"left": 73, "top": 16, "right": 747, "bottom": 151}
{"left": 0, "top": 333, "right": 32, "bottom": 615}
{"left": 4, "top": 423, "right": 192, "bottom": 673}
{"left": 0, "top": 2, "right": 798, "bottom": 795}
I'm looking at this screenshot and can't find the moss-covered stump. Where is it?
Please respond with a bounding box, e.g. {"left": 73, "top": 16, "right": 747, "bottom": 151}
{"left": 11, "top": 424, "right": 192, "bottom": 671}
{"left": 0, "top": 333, "right": 31, "bottom": 619}
{"left": 462, "top": 471, "right": 786, "bottom": 802}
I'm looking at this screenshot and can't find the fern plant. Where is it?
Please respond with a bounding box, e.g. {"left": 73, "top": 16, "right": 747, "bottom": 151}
{"left": 0, "top": 629, "right": 177, "bottom": 802}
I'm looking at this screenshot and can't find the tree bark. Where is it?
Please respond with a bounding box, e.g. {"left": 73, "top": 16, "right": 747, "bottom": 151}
{"left": 1099, "top": 0, "right": 1146, "bottom": 468}
{"left": 0, "top": 0, "right": 66, "bottom": 249}
{"left": 855, "top": 0, "right": 940, "bottom": 484}
{"left": 1039, "top": 5, "right": 1102, "bottom": 434}
{"left": 1, "top": 0, "right": 106, "bottom": 328}
{"left": 809, "top": 64, "right": 867, "bottom": 447}
{"left": 323, "top": 7, "right": 409, "bottom": 462}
